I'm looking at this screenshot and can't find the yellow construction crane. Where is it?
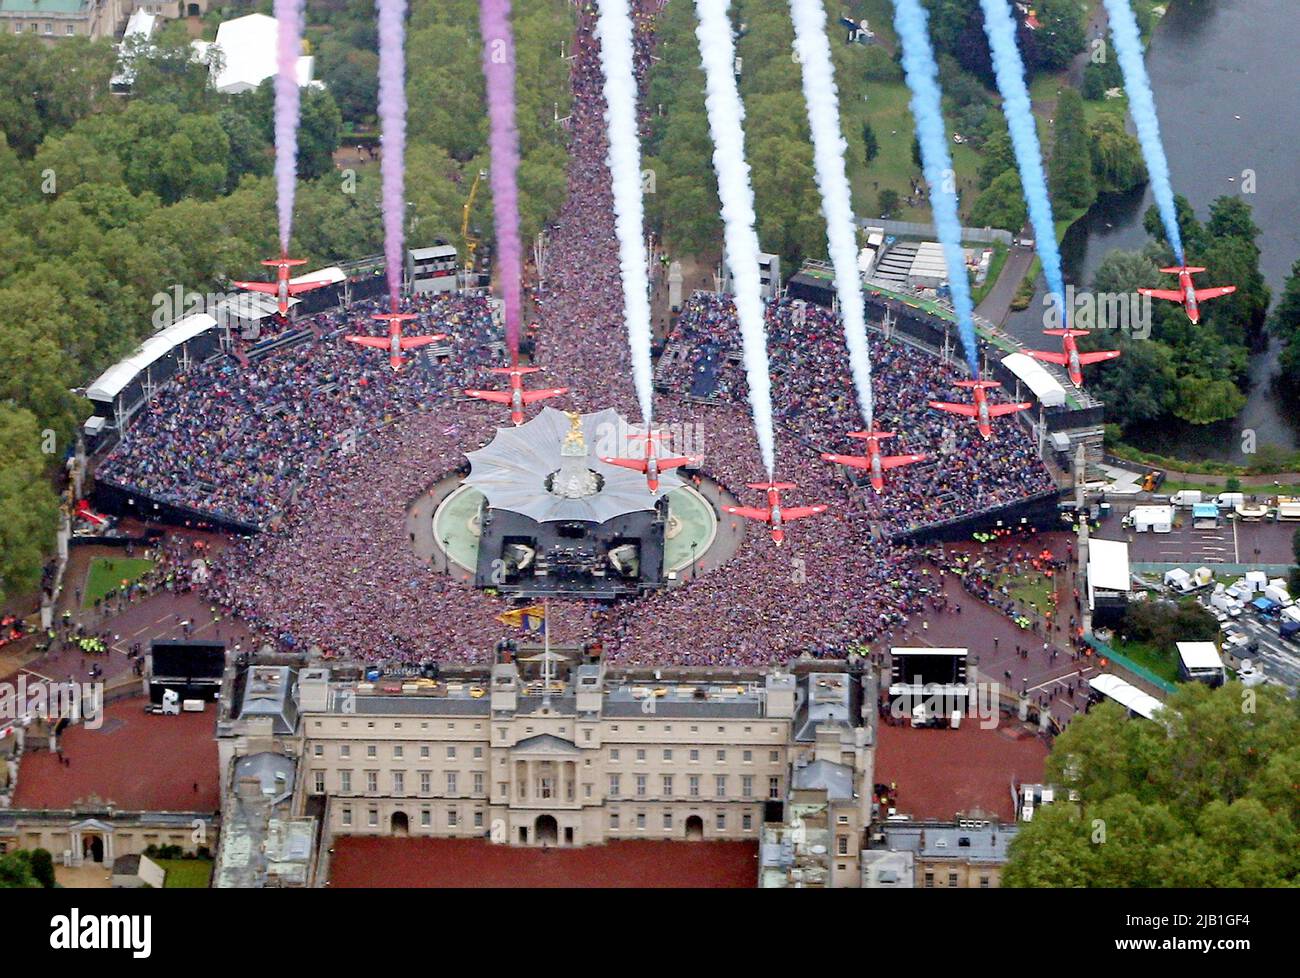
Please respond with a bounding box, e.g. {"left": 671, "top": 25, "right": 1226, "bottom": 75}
{"left": 462, "top": 168, "right": 487, "bottom": 267}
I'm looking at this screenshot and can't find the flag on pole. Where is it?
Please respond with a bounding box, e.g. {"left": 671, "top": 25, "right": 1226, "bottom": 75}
{"left": 498, "top": 604, "right": 546, "bottom": 634}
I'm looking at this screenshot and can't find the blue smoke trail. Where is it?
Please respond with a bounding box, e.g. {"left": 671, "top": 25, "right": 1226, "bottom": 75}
{"left": 891, "top": 0, "right": 980, "bottom": 374}
{"left": 1102, "top": 0, "right": 1184, "bottom": 264}
{"left": 979, "top": 0, "right": 1065, "bottom": 323}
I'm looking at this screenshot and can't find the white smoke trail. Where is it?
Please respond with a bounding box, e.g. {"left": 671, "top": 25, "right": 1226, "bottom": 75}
{"left": 693, "top": 0, "right": 776, "bottom": 478}
{"left": 595, "top": 0, "right": 655, "bottom": 425}
{"left": 788, "top": 0, "right": 874, "bottom": 430}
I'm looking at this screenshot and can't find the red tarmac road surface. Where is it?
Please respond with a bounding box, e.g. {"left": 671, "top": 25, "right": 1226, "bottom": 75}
{"left": 12, "top": 696, "right": 220, "bottom": 813}
{"left": 874, "top": 721, "right": 1047, "bottom": 822}
{"left": 329, "top": 837, "right": 759, "bottom": 888}
{"left": 894, "top": 533, "right": 1097, "bottom": 729}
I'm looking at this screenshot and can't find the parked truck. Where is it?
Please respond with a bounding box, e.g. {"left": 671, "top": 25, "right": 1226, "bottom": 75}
{"left": 1124, "top": 505, "right": 1174, "bottom": 533}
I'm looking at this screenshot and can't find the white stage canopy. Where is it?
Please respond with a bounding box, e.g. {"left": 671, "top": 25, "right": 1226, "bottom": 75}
{"left": 1000, "top": 352, "right": 1066, "bottom": 408}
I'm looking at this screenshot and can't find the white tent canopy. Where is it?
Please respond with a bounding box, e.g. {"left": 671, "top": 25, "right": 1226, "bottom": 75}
{"left": 86, "top": 313, "right": 218, "bottom": 403}
{"left": 1088, "top": 538, "right": 1130, "bottom": 593}
{"left": 1000, "top": 352, "right": 1066, "bottom": 408}
{"left": 202, "top": 14, "right": 316, "bottom": 95}
{"left": 1089, "top": 674, "right": 1165, "bottom": 721}
{"left": 290, "top": 266, "right": 346, "bottom": 286}
{"left": 1176, "top": 642, "right": 1223, "bottom": 672}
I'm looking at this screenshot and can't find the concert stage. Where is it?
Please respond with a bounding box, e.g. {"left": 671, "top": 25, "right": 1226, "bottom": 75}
{"left": 429, "top": 408, "right": 720, "bottom": 599}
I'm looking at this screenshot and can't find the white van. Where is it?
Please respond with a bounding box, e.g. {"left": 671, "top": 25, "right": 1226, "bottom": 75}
{"left": 1169, "top": 490, "right": 1203, "bottom": 508}
{"left": 1215, "top": 492, "right": 1245, "bottom": 510}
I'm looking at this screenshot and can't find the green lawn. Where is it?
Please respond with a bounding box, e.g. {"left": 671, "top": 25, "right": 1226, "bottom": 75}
{"left": 846, "top": 80, "right": 984, "bottom": 225}
{"left": 83, "top": 557, "right": 155, "bottom": 606}
{"left": 1107, "top": 638, "right": 1181, "bottom": 685}
{"left": 156, "top": 858, "right": 213, "bottom": 889}
{"left": 995, "top": 570, "right": 1057, "bottom": 616}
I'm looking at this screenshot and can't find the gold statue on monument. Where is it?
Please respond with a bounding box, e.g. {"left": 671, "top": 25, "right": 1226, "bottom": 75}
{"left": 562, "top": 410, "right": 586, "bottom": 455}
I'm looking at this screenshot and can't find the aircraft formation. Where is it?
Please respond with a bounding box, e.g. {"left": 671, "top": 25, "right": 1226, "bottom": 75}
{"left": 223, "top": 0, "right": 1237, "bottom": 554}
{"left": 345, "top": 309, "right": 446, "bottom": 372}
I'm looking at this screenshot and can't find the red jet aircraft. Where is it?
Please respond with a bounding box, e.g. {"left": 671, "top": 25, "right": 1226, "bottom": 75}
{"left": 345, "top": 311, "right": 447, "bottom": 371}
{"left": 599, "top": 430, "right": 700, "bottom": 493}
{"left": 1028, "top": 328, "right": 1121, "bottom": 386}
{"left": 723, "top": 482, "right": 827, "bottom": 546}
{"left": 74, "top": 499, "right": 109, "bottom": 527}
{"left": 464, "top": 366, "right": 569, "bottom": 425}
{"left": 1137, "top": 265, "right": 1236, "bottom": 325}
{"left": 231, "top": 255, "right": 332, "bottom": 317}
{"left": 929, "top": 380, "right": 1032, "bottom": 440}
{"left": 820, "top": 431, "right": 928, "bottom": 493}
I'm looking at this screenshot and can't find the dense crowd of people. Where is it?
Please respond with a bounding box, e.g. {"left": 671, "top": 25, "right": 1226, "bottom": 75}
{"left": 98, "top": 292, "right": 505, "bottom": 527}
{"left": 659, "top": 292, "right": 1057, "bottom": 536}
{"left": 88, "top": 3, "right": 1067, "bottom": 666}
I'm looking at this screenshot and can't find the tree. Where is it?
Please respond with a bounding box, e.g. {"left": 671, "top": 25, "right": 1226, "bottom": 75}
{"left": 1206, "top": 195, "right": 1262, "bottom": 244}
{"left": 295, "top": 87, "right": 343, "bottom": 181}
{"left": 1025, "top": 0, "right": 1087, "bottom": 72}
{"left": 861, "top": 122, "right": 879, "bottom": 164}
{"left": 218, "top": 108, "right": 272, "bottom": 190}
{"left": 28, "top": 849, "right": 55, "bottom": 889}
{"left": 0, "top": 405, "right": 60, "bottom": 604}
{"left": 977, "top": 128, "right": 1015, "bottom": 189}
{"left": 0, "top": 850, "right": 39, "bottom": 889}
{"left": 317, "top": 41, "right": 379, "bottom": 125}
{"left": 970, "top": 169, "right": 1027, "bottom": 232}
{"left": 1048, "top": 88, "right": 1093, "bottom": 210}
{"left": 878, "top": 189, "right": 901, "bottom": 218}
{"left": 1005, "top": 682, "right": 1300, "bottom": 887}
{"left": 1088, "top": 114, "right": 1147, "bottom": 194}
{"left": 1271, "top": 260, "right": 1300, "bottom": 406}
{"left": 911, "top": 135, "right": 922, "bottom": 170}
{"left": 1143, "top": 194, "right": 1207, "bottom": 258}
{"left": 1082, "top": 57, "right": 1122, "bottom": 100}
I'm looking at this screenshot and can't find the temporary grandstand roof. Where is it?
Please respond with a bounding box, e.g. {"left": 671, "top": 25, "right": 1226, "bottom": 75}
{"left": 1087, "top": 538, "right": 1130, "bottom": 593}
{"left": 464, "top": 407, "right": 679, "bottom": 523}
{"left": 1088, "top": 674, "right": 1164, "bottom": 721}
{"left": 1000, "top": 352, "right": 1066, "bottom": 407}
{"left": 290, "top": 266, "right": 346, "bottom": 286}
{"left": 216, "top": 293, "right": 295, "bottom": 321}
{"left": 203, "top": 14, "right": 316, "bottom": 95}
{"left": 86, "top": 313, "right": 218, "bottom": 402}
{"left": 906, "top": 242, "right": 949, "bottom": 288}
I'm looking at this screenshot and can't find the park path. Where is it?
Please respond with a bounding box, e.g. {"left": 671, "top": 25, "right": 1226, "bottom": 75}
{"left": 975, "top": 243, "right": 1035, "bottom": 325}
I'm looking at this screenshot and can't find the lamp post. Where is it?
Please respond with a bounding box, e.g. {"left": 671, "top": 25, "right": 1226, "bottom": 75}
{"left": 691, "top": 541, "right": 698, "bottom": 580}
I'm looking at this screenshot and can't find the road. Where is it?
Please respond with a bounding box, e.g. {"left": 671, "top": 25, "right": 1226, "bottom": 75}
{"left": 1102, "top": 503, "right": 1296, "bottom": 566}
{"left": 974, "top": 244, "right": 1035, "bottom": 326}
{"left": 1216, "top": 608, "right": 1300, "bottom": 691}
